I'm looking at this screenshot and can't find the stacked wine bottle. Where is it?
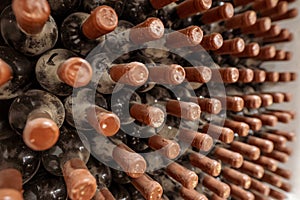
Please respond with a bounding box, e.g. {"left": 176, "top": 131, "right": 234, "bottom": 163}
{"left": 0, "top": 0, "right": 298, "bottom": 199}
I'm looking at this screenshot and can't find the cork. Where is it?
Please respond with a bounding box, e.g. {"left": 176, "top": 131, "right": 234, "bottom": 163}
{"left": 62, "top": 159, "right": 97, "bottom": 200}
{"left": 254, "top": 25, "right": 281, "bottom": 38}
{"left": 57, "top": 57, "right": 93, "bottom": 88}
{"left": 230, "top": 141, "right": 261, "bottom": 160}
{"left": 241, "top": 17, "right": 272, "bottom": 35}
{"left": 190, "top": 97, "right": 222, "bottom": 114}
{"left": 229, "top": 184, "right": 254, "bottom": 200}
{"left": 252, "top": 0, "right": 278, "bottom": 11}
{"left": 0, "top": 168, "right": 23, "bottom": 192}
{"left": 180, "top": 187, "right": 208, "bottom": 200}
{"left": 225, "top": 11, "right": 257, "bottom": 29}
{"left": 234, "top": 43, "right": 260, "bottom": 58}
{"left": 255, "top": 46, "right": 276, "bottom": 60}
{"left": 263, "top": 28, "right": 292, "bottom": 43}
{"left": 265, "top": 71, "right": 279, "bottom": 82}
{"left": 199, "top": 3, "right": 234, "bottom": 24}
{"left": 275, "top": 167, "right": 291, "bottom": 179}
{"left": 202, "top": 123, "right": 234, "bottom": 144}
{"left": 210, "top": 67, "right": 240, "bottom": 83}
{"left": 210, "top": 194, "right": 226, "bottom": 200}
{"left": 247, "top": 136, "right": 274, "bottom": 153}
{"left": 260, "top": 132, "right": 287, "bottom": 147}
{"left": 214, "top": 38, "right": 245, "bottom": 55}
{"left": 251, "top": 114, "right": 278, "bottom": 126}
{"left": 253, "top": 70, "right": 266, "bottom": 83}
{"left": 279, "top": 72, "right": 291, "bottom": 82}
{"left": 86, "top": 106, "right": 120, "bottom": 136}
{"left": 258, "top": 94, "right": 273, "bottom": 107}
{"left": 242, "top": 94, "right": 262, "bottom": 109}
{"left": 202, "top": 175, "right": 230, "bottom": 198}
{"left": 176, "top": 0, "right": 212, "bottom": 19}
{"left": 224, "top": 119, "right": 249, "bottom": 137}
{"left": 261, "top": 172, "right": 282, "bottom": 187}
{"left": 269, "top": 129, "right": 295, "bottom": 141}
{"left": 260, "top": 1, "right": 288, "bottom": 17}
{"left": 184, "top": 66, "right": 212, "bottom": 83}
{"left": 222, "top": 167, "right": 251, "bottom": 189}
{"left": 269, "top": 188, "right": 286, "bottom": 200}
{"left": 275, "top": 145, "right": 293, "bottom": 155}
{"left": 0, "top": 189, "right": 23, "bottom": 200}
{"left": 23, "top": 117, "right": 59, "bottom": 151}
{"left": 82, "top": 6, "right": 118, "bottom": 40}
{"left": 200, "top": 33, "right": 223, "bottom": 51}
{"left": 129, "top": 18, "right": 164, "bottom": 44}
{"left": 0, "top": 59, "right": 13, "bottom": 87}
{"left": 284, "top": 51, "right": 292, "bottom": 60}
{"left": 214, "top": 96, "right": 244, "bottom": 112}
{"left": 110, "top": 62, "right": 149, "bottom": 86}
{"left": 271, "top": 8, "right": 298, "bottom": 22}
{"left": 166, "top": 100, "right": 201, "bottom": 121}
{"left": 265, "top": 50, "right": 287, "bottom": 61}
{"left": 233, "top": 0, "right": 253, "bottom": 6}
{"left": 189, "top": 152, "right": 221, "bottom": 177}
{"left": 130, "top": 103, "right": 165, "bottom": 128}
{"left": 265, "top": 111, "right": 291, "bottom": 123}
{"left": 231, "top": 115, "right": 262, "bottom": 131}
{"left": 149, "top": 0, "right": 178, "bottom": 10}
{"left": 112, "top": 143, "right": 147, "bottom": 178}
{"left": 254, "top": 156, "right": 278, "bottom": 171}
{"left": 267, "top": 92, "right": 284, "bottom": 103}
{"left": 290, "top": 72, "right": 297, "bottom": 81}
{"left": 166, "top": 162, "right": 199, "bottom": 189}
{"left": 239, "top": 160, "right": 264, "bottom": 179}
{"left": 148, "top": 64, "right": 185, "bottom": 85}
{"left": 165, "top": 26, "right": 203, "bottom": 48}
{"left": 213, "top": 147, "right": 244, "bottom": 168}
{"left": 99, "top": 188, "right": 115, "bottom": 200}
{"left": 178, "top": 128, "right": 213, "bottom": 151}
{"left": 250, "top": 178, "right": 270, "bottom": 196}
{"left": 253, "top": 193, "right": 268, "bottom": 200}
{"left": 268, "top": 109, "right": 295, "bottom": 119}
{"left": 264, "top": 150, "right": 289, "bottom": 163}
{"left": 12, "top": 0, "right": 50, "bottom": 35}
{"left": 131, "top": 174, "right": 163, "bottom": 200}
{"left": 237, "top": 68, "right": 255, "bottom": 84}
{"left": 280, "top": 182, "right": 292, "bottom": 192}
{"left": 148, "top": 135, "right": 180, "bottom": 159}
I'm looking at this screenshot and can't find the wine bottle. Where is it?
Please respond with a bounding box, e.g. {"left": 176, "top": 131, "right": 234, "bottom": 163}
{"left": 65, "top": 88, "right": 120, "bottom": 136}
{"left": 253, "top": 155, "right": 278, "bottom": 172}
{"left": 259, "top": 1, "right": 288, "bottom": 18}
{"left": 42, "top": 126, "right": 97, "bottom": 200}
{"left": 0, "top": 0, "right": 58, "bottom": 56}
{"left": 249, "top": 178, "right": 270, "bottom": 196}
{"left": 271, "top": 8, "right": 298, "bottom": 22}
{"left": 48, "top": 0, "right": 81, "bottom": 20}
{"left": 109, "top": 183, "right": 131, "bottom": 200}
{"left": 83, "top": 0, "right": 126, "bottom": 17}
{"left": 0, "top": 46, "right": 33, "bottom": 99}
{"left": 9, "top": 90, "right": 65, "bottom": 151}
{"left": 229, "top": 183, "right": 255, "bottom": 200}
{"left": 36, "top": 48, "right": 93, "bottom": 96}
{"left": 220, "top": 167, "right": 252, "bottom": 189}
{"left": 239, "top": 160, "right": 265, "bottom": 179}
{"left": 61, "top": 5, "right": 118, "bottom": 56}
{"left": 0, "top": 168, "right": 23, "bottom": 200}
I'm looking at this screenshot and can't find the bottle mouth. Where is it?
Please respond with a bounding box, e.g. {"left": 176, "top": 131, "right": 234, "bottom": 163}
{"left": 0, "top": 59, "right": 13, "bottom": 87}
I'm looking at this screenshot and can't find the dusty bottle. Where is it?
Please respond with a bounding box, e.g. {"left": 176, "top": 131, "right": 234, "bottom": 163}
{"left": 0, "top": 0, "right": 58, "bottom": 56}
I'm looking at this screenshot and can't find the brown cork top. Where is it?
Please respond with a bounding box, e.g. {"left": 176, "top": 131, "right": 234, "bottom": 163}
{"left": 129, "top": 18, "right": 164, "bottom": 44}
{"left": 290, "top": 72, "right": 297, "bottom": 81}
{"left": 234, "top": 43, "right": 260, "bottom": 58}
{"left": 12, "top": 0, "right": 50, "bottom": 35}
{"left": 130, "top": 103, "right": 165, "bottom": 128}
{"left": 271, "top": 8, "right": 298, "bottom": 22}
{"left": 82, "top": 5, "right": 118, "bottom": 40}
{"left": 233, "top": 0, "right": 253, "bottom": 6}
{"left": 189, "top": 152, "right": 221, "bottom": 177}
{"left": 254, "top": 156, "right": 278, "bottom": 172}
{"left": 222, "top": 167, "right": 251, "bottom": 189}
{"left": 230, "top": 141, "right": 261, "bottom": 160}
{"left": 0, "top": 59, "right": 13, "bottom": 87}
{"left": 214, "top": 38, "right": 245, "bottom": 55}
{"left": 0, "top": 189, "right": 23, "bottom": 200}
{"left": 224, "top": 119, "right": 249, "bottom": 137}
{"left": 110, "top": 62, "right": 149, "bottom": 86}
{"left": 263, "top": 28, "right": 292, "bottom": 43}
{"left": 225, "top": 11, "right": 257, "bottom": 30}
{"left": 98, "top": 188, "right": 115, "bottom": 200}
{"left": 149, "top": 0, "right": 178, "bottom": 10}
{"left": 229, "top": 184, "right": 254, "bottom": 200}
{"left": 131, "top": 174, "right": 163, "bottom": 200}
{"left": 261, "top": 132, "right": 287, "bottom": 147}
{"left": 255, "top": 46, "right": 276, "bottom": 60}
{"left": 279, "top": 72, "right": 291, "bottom": 82}
{"left": 265, "top": 71, "right": 280, "bottom": 82}
{"left": 231, "top": 115, "right": 262, "bottom": 131}
{"left": 211, "top": 67, "right": 240, "bottom": 83}
{"left": 202, "top": 123, "right": 234, "bottom": 144}
{"left": 261, "top": 1, "right": 288, "bottom": 17}
{"left": 269, "top": 188, "right": 286, "bottom": 200}
{"left": 23, "top": 117, "right": 59, "bottom": 151}
{"left": 280, "top": 182, "right": 292, "bottom": 192}
{"left": 214, "top": 147, "right": 244, "bottom": 168}
{"left": 275, "top": 145, "right": 293, "bottom": 156}
{"left": 148, "top": 64, "right": 186, "bottom": 85}
{"left": 200, "top": 33, "right": 223, "bottom": 51}
{"left": 176, "top": 0, "right": 212, "bottom": 19}
{"left": 190, "top": 97, "right": 222, "bottom": 114}
{"left": 202, "top": 175, "right": 230, "bottom": 198}
{"left": 270, "top": 129, "right": 295, "bottom": 142}
{"left": 252, "top": 114, "right": 278, "bottom": 126}
{"left": 240, "top": 160, "right": 264, "bottom": 179}
{"left": 184, "top": 66, "right": 212, "bottom": 83}
{"left": 264, "top": 150, "right": 289, "bottom": 163}
{"left": 200, "top": 3, "right": 234, "bottom": 24}
{"left": 261, "top": 172, "right": 282, "bottom": 187}
{"left": 112, "top": 143, "right": 147, "bottom": 178}
{"left": 238, "top": 68, "right": 254, "bottom": 83}
{"left": 250, "top": 178, "right": 270, "bottom": 196}
{"left": 255, "top": 24, "right": 281, "bottom": 38}
{"left": 166, "top": 100, "right": 201, "bottom": 121}
{"left": 57, "top": 57, "right": 92, "bottom": 88}
{"left": 248, "top": 135, "right": 274, "bottom": 153}
{"left": 166, "top": 26, "right": 203, "bottom": 48}
{"left": 215, "top": 96, "right": 244, "bottom": 112}
{"left": 86, "top": 106, "right": 120, "bottom": 136}
{"left": 0, "top": 168, "right": 23, "bottom": 192}
{"left": 241, "top": 17, "right": 272, "bottom": 35}
{"left": 253, "top": 70, "right": 266, "bottom": 83}
{"left": 268, "top": 92, "right": 284, "bottom": 103}
{"left": 258, "top": 93, "right": 273, "bottom": 107}
{"left": 180, "top": 187, "right": 208, "bottom": 200}
{"left": 62, "top": 159, "right": 97, "bottom": 200}
{"left": 265, "top": 111, "right": 291, "bottom": 123}
{"left": 275, "top": 167, "right": 291, "bottom": 179}
{"left": 178, "top": 128, "right": 213, "bottom": 151}
{"left": 166, "top": 162, "right": 199, "bottom": 189}
{"left": 253, "top": 0, "right": 279, "bottom": 10}
{"left": 148, "top": 135, "right": 180, "bottom": 159}
{"left": 242, "top": 94, "right": 262, "bottom": 109}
